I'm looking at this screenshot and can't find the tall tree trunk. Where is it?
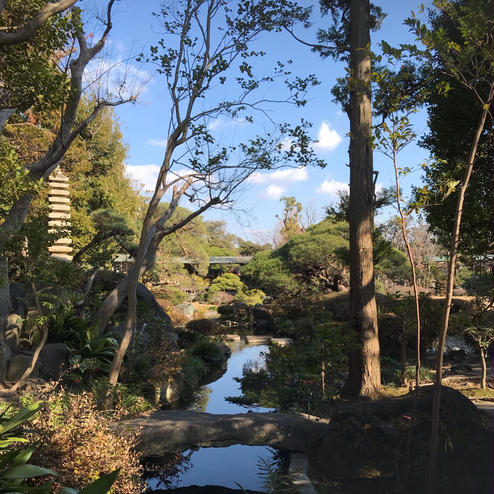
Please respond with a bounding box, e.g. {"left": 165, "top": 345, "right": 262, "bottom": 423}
{"left": 94, "top": 246, "right": 157, "bottom": 335}
{"left": 108, "top": 261, "right": 139, "bottom": 386}
{"left": 479, "top": 347, "right": 486, "bottom": 390}
{"left": 344, "top": 0, "right": 381, "bottom": 397}
{"left": 427, "top": 82, "right": 494, "bottom": 494}
{"left": 94, "top": 275, "right": 131, "bottom": 336}
{"left": 106, "top": 224, "right": 159, "bottom": 384}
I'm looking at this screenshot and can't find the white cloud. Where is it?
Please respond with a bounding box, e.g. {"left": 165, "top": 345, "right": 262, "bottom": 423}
{"left": 261, "top": 184, "right": 285, "bottom": 200}
{"left": 313, "top": 122, "right": 342, "bottom": 151}
{"left": 125, "top": 165, "right": 200, "bottom": 194}
{"left": 125, "top": 164, "right": 160, "bottom": 193}
{"left": 316, "top": 179, "right": 349, "bottom": 196}
{"left": 84, "top": 57, "right": 152, "bottom": 100}
{"left": 207, "top": 117, "right": 248, "bottom": 131}
{"left": 248, "top": 167, "right": 308, "bottom": 185}
{"left": 147, "top": 138, "right": 167, "bottom": 148}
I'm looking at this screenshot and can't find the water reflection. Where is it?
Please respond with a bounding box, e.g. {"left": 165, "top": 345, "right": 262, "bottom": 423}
{"left": 150, "top": 343, "right": 275, "bottom": 492}
{"left": 189, "top": 342, "right": 272, "bottom": 414}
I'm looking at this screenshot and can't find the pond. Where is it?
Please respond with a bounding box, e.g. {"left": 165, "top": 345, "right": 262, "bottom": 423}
{"left": 146, "top": 342, "right": 282, "bottom": 493}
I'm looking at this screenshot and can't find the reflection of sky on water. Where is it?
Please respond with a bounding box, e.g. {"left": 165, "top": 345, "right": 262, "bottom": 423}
{"left": 152, "top": 343, "right": 274, "bottom": 491}
{"left": 190, "top": 342, "right": 273, "bottom": 414}
{"left": 162, "top": 444, "right": 272, "bottom": 490}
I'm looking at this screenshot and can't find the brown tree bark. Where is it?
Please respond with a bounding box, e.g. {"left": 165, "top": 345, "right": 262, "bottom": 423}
{"left": 344, "top": 0, "right": 381, "bottom": 397}
{"left": 479, "top": 347, "right": 487, "bottom": 390}
{"left": 0, "top": 0, "right": 77, "bottom": 47}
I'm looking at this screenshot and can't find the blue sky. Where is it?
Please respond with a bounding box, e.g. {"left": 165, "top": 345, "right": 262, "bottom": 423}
{"left": 84, "top": 0, "right": 433, "bottom": 243}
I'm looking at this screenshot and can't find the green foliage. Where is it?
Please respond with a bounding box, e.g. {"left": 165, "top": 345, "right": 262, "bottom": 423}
{"left": 276, "top": 196, "right": 303, "bottom": 244}
{"left": 156, "top": 286, "right": 188, "bottom": 306}
{"left": 463, "top": 273, "right": 494, "bottom": 298}
{"left": 229, "top": 321, "right": 353, "bottom": 411}
{"left": 241, "top": 250, "right": 299, "bottom": 298}
{"left": 242, "top": 219, "right": 351, "bottom": 297}
{"left": 381, "top": 357, "right": 433, "bottom": 386}
{"left": 47, "top": 311, "right": 118, "bottom": 375}
{"left": 374, "top": 244, "right": 410, "bottom": 285}
{"left": 238, "top": 240, "right": 270, "bottom": 256}
{"left": 156, "top": 205, "right": 210, "bottom": 279}
{"left": 0, "top": 137, "right": 43, "bottom": 219}
{"left": 205, "top": 220, "right": 239, "bottom": 252}
{"left": 207, "top": 273, "right": 246, "bottom": 302}
{"left": 234, "top": 288, "right": 266, "bottom": 306}
{"left": 407, "top": 0, "right": 494, "bottom": 258}
{"left": 0, "top": 1, "right": 76, "bottom": 112}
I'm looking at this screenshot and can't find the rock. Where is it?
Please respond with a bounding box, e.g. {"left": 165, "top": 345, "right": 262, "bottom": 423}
{"left": 161, "top": 375, "right": 184, "bottom": 404}
{"left": 245, "top": 335, "right": 271, "bottom": 345}
{"left": 38, "top": 343, "right": 69, "bottom": 380}
{"left": 9, "top": 283, "right": 27, "bottom": 318}
{"left": 0, "top": 344, "right": 12, "bottom": 381}
{"left": 7, "top": 313, "right": 22, "bottom": 331}
{"left": 116, "top": 410, "right": 330, "bottom": 455}
{"left": 5, "top": 330, "right": 19, "bottom": 353}
{"left": 176, "top": 302, "right": 195, "bottom": 319}
{"left": 209, "top": 291, "right": 235, "bottom": 305}
{"left": 7, "top": 354, "right": 36, "bottom": 382}
{"left": 214, "top": 341, "right": 232, "bottom": 361}
{"left": 223, "top": 334, "right": 241, "bottom": 341}
{"left": 136, "top": 283, "right": 172, "bottom": 330}
{"left": 5, "top": 314, "right": 22, "bottom": 353}
{"left": 314, "top": 386, "right": 493, "bottom": 493}
{"left": 271, "top": 337, "right": 292, "bottom": 347}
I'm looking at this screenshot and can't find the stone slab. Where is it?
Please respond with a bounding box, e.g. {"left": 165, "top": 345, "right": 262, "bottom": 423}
{"left": 53, "top": 237, "right": 72, "bottom": 245}
{"left": 50, "top": 204, "right": 70, "bottom": 212}
{"left": 48, "top": 212, "right": 70, "bottom": 220}
{"left": 48, "top": 245, "right": 73, "bottom": 254}
{"left": 48, "top": 174, "right": 69, "bottom": 182}
{"left": 245, "top": 335, "right": 271, "bottom": 345}
{"left": 49, "top": 196, "right": 70, "bottom": 204}
{"left": 116, "top": 410, "right": 330, "bottom": 456}
{"left": 52, "top": 254, "right": 73, "bottom": 262}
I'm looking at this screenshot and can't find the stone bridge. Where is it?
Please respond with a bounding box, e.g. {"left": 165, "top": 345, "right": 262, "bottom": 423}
{"left": 115, "top": 410, "right": 330, "bottom": 456}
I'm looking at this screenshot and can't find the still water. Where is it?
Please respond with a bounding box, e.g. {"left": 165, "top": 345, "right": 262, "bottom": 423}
{"left": 148, "top": 342, "right": 277, "bottom": 492}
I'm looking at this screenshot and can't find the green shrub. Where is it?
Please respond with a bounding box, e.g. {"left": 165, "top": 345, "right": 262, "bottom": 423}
{"left": 209, "top": 273, "right": 245, "bottom": 292}
{"left": 234, "top": 288, "right": 266, "bottom": 306}
{"left": 181, "top": 355, "right": 206, "bottom": 388}
{"left": 47, "top": 311, "right": 118, "bottom": 378}
{"left": 155, "top": 286, "right": 188, "bottom": 305}
{"left": 190, "top": 338, "right": 224, "bottom": 364}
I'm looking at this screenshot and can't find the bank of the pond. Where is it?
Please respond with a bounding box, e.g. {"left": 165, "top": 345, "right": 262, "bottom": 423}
{"left": 147, "top": 343, "right": 281, "bottom": 492}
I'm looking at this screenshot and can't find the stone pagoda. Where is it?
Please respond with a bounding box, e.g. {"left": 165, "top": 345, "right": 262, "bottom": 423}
{"left": 47, "top": 167, "right": 72, "bottom": 261}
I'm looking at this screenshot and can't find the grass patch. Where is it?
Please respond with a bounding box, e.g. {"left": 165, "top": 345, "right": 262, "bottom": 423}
{"left": 459, "top": 387, "right": 494, "bottom": 400}
{"left": 374, "top": 385, "right": 410, "bottom": 399}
